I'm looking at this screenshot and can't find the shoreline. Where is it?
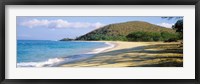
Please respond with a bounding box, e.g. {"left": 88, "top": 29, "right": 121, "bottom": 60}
{"left": 86, "top": 41, "right": 117, "bottom": 54}
{"left": 17, "top": 41, "right": 117, "bottom": 67}
{"left": 60, "top": 41, "right": 183, "bottom": 67}
{"left": 17, "top": 41, "right": 183, "bottom": 67}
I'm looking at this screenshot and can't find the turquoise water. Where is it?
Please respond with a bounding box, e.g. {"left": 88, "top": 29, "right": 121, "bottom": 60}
{"left": 17, "top": 40, "right": 113, "bottom": 67}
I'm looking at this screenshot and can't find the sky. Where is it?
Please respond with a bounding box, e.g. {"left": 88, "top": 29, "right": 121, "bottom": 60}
{"left": 17, "top": 16, "right": 182, "bottom": 40}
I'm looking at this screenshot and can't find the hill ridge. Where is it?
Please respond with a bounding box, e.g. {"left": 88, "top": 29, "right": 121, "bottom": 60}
{"left": 75, "top": 21, "right": 176, "bottom": 41}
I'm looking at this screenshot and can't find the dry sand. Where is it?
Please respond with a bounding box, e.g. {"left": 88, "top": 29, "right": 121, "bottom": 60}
{"left": 61, "top": 41, "right": 183, "bottom": 67}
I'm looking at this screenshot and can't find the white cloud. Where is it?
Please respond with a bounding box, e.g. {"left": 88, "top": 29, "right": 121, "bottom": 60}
{"left": 20, "top": 19, "right": 105, "bottom": 29}
{"left": 157, "top": 23, "right": 173, "bottom": 28}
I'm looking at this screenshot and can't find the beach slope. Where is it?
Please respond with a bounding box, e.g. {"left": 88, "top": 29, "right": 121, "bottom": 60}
{"left": 61, "top": 41, "right": 183, "bottom": 67}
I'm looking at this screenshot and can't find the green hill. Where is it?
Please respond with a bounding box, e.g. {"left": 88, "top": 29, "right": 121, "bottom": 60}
{"left": 74, "top": 21, "right": 179, "bottom": 41}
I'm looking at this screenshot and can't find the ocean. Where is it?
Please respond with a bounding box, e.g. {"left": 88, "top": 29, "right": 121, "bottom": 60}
{"left": 17, "top": 40, "right": 115, "bottom": 67}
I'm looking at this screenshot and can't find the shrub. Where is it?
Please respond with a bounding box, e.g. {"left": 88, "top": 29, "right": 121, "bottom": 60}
{"left": 164, "top": 38, "right": 178, "bottom": 42}
{"left": 126, "top": 31, "right": 179, "bottom": 42}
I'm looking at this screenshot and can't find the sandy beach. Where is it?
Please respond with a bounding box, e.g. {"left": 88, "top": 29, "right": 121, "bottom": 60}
{"left": 61, "top": 41, "right": 183, "bottom": 67}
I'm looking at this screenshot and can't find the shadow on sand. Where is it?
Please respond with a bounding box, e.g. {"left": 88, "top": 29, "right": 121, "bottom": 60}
{"left": 63, "top": 43, "right": 183, "bottom": 67}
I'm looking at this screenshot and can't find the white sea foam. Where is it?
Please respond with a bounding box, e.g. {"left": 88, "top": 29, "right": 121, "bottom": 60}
{"left": 86, "top": 42, "right": 115, "bottom": 54}
{"left": 17, "top": 42, "right": 116, "bottom": 67}
{"left": 17, "top": 58, "right": 66, "bottom": 67}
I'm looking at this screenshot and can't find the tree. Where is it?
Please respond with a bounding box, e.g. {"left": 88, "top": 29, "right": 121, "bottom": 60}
{"left": 173, "top": 19, "right": 183, "bottom": 33}
{"left": 161, "top": 17, "right": 183, "bottom": 40}
{"left": 161, "top": 17, "right": 183, "bottom": 33}
{"left": 161, "top": 17, "right": 183, "bottom": 20}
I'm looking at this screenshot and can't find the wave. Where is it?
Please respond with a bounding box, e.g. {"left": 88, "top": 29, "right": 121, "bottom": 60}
{"left": 17, "top": 42, "right": 116, "bottom": 67}
{"left": 17, "top": 58, "right": 66, "bottom": 67}
{"left": 86, "top": 42, "right": 115, "bottom": 54}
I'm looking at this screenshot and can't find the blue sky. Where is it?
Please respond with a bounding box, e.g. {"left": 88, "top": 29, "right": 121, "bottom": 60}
{"left": 17, "top": 16, "right": 182, "bottom": 40}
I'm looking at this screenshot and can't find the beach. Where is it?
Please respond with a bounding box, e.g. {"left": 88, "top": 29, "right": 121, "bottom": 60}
{"left": 61, "top": 41, "right": 183, "bottom": 67}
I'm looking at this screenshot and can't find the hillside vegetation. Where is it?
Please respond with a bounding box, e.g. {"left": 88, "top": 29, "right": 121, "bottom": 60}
{"left": 68, "top": 21, "right": 181, "bottom": 41}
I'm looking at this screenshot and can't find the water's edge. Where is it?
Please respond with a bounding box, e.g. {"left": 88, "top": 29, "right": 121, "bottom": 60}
{"left": 17, "top": 42, "right": 116, "bottom": 67}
